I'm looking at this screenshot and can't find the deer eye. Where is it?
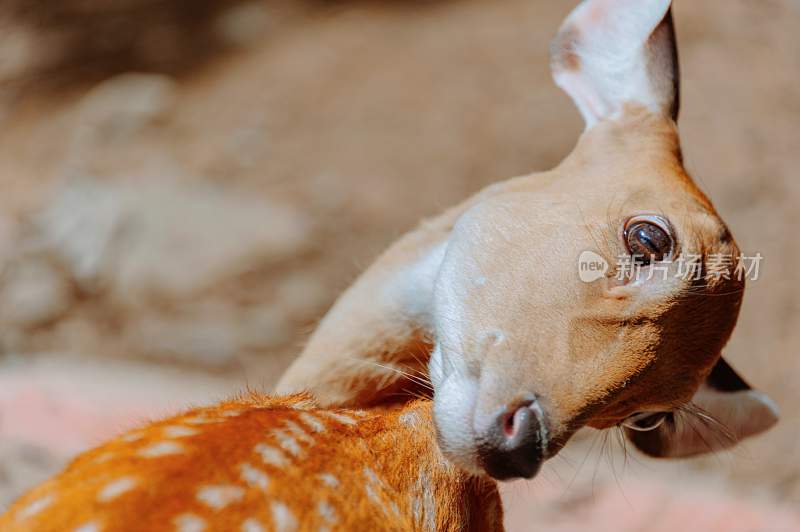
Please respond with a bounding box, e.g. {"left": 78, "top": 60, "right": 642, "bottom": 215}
{"left": 624, "top": 216, "right": 673, "bottom": 264}
{"left": 622, "top": 411, "right": 670, "bottom": 432}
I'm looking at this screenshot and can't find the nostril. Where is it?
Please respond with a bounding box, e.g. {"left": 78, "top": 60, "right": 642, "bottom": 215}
{"left": 502, "top": 411, "right": 516, "bottom": 438}
{"left": 502, "top": 402, "right": 533, "bottom": 440}
{"left": 479, "top": 397, "right": 546, "bottom": 481}
{"left": 501, "top": 398, "right": 537, "bottom": 442}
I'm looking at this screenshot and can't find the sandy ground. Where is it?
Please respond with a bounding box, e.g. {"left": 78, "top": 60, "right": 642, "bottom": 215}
{"left": 0, "top": 0, "right": 798, "bottom": 529}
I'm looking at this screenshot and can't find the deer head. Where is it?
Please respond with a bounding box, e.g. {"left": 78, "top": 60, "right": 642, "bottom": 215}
{"left": 278, "top": 0, "right": 778, "bottom": 480}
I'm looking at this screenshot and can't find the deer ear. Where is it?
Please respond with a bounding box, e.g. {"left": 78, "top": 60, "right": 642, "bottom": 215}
{"left": 625, "top": 358, "right": 779, "bottom": 458}
{"left": 550, "top": 0, "right": 679, "bottom": 128}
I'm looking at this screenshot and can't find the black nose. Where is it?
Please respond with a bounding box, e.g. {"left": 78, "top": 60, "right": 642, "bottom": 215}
{"left": 478, "top": 398, "right": 547, "bottom": 480}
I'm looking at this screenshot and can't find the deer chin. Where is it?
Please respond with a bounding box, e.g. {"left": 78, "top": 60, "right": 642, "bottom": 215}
{"left": 429, "top": 345, "right": 483, "bottom": 475}
{"left": 430, "top": 344, "right": 552, "bottom": 481}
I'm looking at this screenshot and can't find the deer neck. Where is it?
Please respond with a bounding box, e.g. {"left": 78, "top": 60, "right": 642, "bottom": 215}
{"left": 277, "top": 204, "right": 462, "bottom": 405}
{"left": 276, "top": 114, "right": 685, "bottom": 407}
{"left": 277, "top": 168, "right": 567, "bottom": 405}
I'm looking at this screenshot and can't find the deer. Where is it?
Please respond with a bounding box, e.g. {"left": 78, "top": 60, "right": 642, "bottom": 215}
{"left": 0, "top": 394, "right": 502, "bottom": 532}
{"left": 277, "top": 0, "right": 779, "bottom": 480}
{"left": 0, "top": 1, "right": 780, "bottom": 530}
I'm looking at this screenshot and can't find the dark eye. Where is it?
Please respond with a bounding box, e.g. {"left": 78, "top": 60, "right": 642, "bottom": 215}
{"left": 624, "top": 218, "right": 673, "bottom": 264}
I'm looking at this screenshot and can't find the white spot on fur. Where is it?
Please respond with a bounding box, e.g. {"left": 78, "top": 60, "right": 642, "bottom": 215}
{"left": 399, "top": 410, "right": 420, "bottom": 428}
{"left": 93, "top": 451, "right": 114, "bottom": 464}
{"left": 272, "top": 429, "right": 302, "bottom": 456}
{"left": 363, "top": 467, "right": 386, "bottom": 510}
{"left": 241, "top": 518, "right": 264, "bottom": 532}
{"left": 364, "top": 467, "right": 380, "bottom": 484}
{"left": 317, "top": 500, "right": 337, "bottom": 523}
{"left": 318, "top": 473, "right": 339, "bottom": 488}
{"left": 98, "top": 477, "right": 137, "bottom": 502}
{"left": 220, "top": 409, "right": 242, "bottom": 417}
{"left": 255, "top": 443, "right": 288, "bottom": 467}
{"left": 17, "top": 494, "right": 54, "bottom": 520}
{"left": 297, "top": 412, "right": 325, "bottom": 433}
{"left": 283, "top": 420, "right": 314, "bottom": 444}
{"left": 239, "top": 463, "right": 269, "bottom": 490}
{"left": 183, "top": 415, "right": 221, "bottom": 425}
{"left": 322, "top": 411, "right": 357, "bottom": 426}
{"left": 417, "top": 471, "right": 437, "bottom": 531}
{"left": 412, "top": 495, "right": 422, "bottom": 523}
{"left": 196, "top": 485, "right": 245, "bottom": 510}
{"left": 138, "top": 441, "right": 183, "bottom": 458}
{"left": 162, "top": 425, "right": 199, "bottom": 438}
{"left": 289, "top": 397, "right": 317, "bottom": 410}
{"left": 174, "top": 513, "right": 206, "bottom": 532}
{"left": 73, "top": 522, "right": 100, "bottom": 532}
{"left": 364, "top": 483, "right": 381, "bottom": 507}
{"left": 270, "top": 501, "right": 298, "bottom": 532}
{"left": 121, "top": 432, "right": 143, "bottom": 443}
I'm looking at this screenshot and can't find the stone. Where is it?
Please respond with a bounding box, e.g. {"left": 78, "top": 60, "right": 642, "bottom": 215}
{"left": 35, "top": 179, "right": 316, "bottom": 304}
{"left": 75, "top": 73, "right": 177, "bottom": 142}
{"left": 0, "top": 259, "right": 72, "bottom": 328}
{"left": 214, "top": 2, "right": 270, "bottom": 47}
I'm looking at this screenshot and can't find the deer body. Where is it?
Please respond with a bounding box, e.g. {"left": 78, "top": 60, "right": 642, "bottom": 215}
{"left": 3, "top": 2, "right": 780, "bottom": 529}
{"left": 0, "top": 394, "right": 502, "bottom": 532}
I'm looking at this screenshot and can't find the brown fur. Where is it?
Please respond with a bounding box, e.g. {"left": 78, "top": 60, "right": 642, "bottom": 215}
{"left": 0, "top": 394, "right": 501, "bottom": 532}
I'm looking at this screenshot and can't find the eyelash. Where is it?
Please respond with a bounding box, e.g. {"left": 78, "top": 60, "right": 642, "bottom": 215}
{"left": 621, "top": 411, "right": 670, "bottom": 432}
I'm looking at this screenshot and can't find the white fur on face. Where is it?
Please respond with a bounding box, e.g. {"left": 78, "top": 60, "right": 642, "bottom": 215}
{"left": 429, "top": 345, "right": 481, "bottom": 474}
{"left": 384, "top": 241, "right": 447, "bottom": 323}
{"left": 428, "top": 218, "right": 489, "bottom": 473}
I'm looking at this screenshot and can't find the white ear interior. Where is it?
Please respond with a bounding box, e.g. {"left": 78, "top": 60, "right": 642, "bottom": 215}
{"left": 686, "top": 387, "right": 780, "bottom": 450}
{"left": 550, "top": 0, "right": 676, "bottom": 128}
{"left": 627, "top": 384, "right": 780, "bottom": 459}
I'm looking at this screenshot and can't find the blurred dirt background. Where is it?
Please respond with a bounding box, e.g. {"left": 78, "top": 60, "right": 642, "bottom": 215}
{"left": 0, "top": 0, "right": 798, "bottom": 529}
